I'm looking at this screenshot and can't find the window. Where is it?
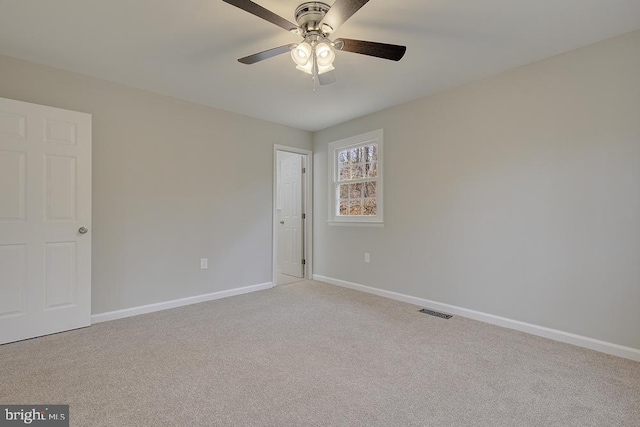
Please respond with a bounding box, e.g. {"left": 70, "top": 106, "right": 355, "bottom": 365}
{"left": 328, "top": 129, "right": 383, "bottom": 225}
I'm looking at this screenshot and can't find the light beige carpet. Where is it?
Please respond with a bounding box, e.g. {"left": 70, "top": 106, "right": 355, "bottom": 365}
{"left": 1, "top": 281, "right": 639, "bottom": 426}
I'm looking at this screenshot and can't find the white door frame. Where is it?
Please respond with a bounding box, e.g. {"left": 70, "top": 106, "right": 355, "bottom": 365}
{"left": 273, "top": 145, "right": 312, "bottom": 285}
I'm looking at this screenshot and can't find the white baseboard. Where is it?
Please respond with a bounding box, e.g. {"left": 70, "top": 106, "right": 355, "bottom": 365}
{"left": 92, "top": 282, "right": 274, "bottom": 324}
{"left": 313, "top": 274, "right": 640, "bottom": 362}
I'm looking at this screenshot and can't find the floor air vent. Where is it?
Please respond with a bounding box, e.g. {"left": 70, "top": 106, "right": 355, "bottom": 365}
{"left": 419, "top": 308, "right": 452, "bottom": 319}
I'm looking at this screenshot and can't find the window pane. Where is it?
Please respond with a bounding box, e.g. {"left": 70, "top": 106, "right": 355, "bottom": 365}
{"left": 339, "top": 199, "right": 348, "bottom": 216}
{"left": 364, "top": 182, "right": 377, "bottom": 198}
{"left": 338, "top": 150, "right": 351, "bottom": 181}
{"left": 363, "top": 198, "right": 377, "bottom": 216}
{"left": 349, "top": 183, "right": 363, "bottom": 198}
{"left": 365, "top": 162, "right": 377, "bottom": 178}
{"left": 338, "top": 145, "right": 378, "bottom": 183}
{"left": 339, "top": 184, "right": 349, "bottom": 199}
{"left": 338, "top": 162, "right": 352, "bottom": 181}
{"left": 365, "top": 144, "right": 377, "bottom": 162}
{"left": 351, "top": 147, "right": 365, "bottom": 163}
{"left": 338, "top": 150, "right": 348, "bottom": 164}
{"left": 349, "top": 199, "right": 362, "bottom": 215}
{"left": 352, "top": 162, "right": 364, "bottom": 179}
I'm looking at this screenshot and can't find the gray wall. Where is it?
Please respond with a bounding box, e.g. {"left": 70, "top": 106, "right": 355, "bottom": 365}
{"left": 0, "top": 55, "right": 312, "bottom": 315}
{"left": 313, "top": 30, "right": 640, "bottom": 350}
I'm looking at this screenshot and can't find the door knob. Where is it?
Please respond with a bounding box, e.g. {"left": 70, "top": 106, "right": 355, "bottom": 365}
{"left": 78, "top": 227, "right": 88, "bottom": 235}
{"left": 279, "top": 221, "right": 284, "bottom": 225}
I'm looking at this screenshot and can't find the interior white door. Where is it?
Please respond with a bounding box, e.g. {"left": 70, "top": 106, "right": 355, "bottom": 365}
{"left": 278, "top": 152, "right": 303, "bottom": 278}
{"left": 0, "top": 97, "right": 91, "bottom": 344}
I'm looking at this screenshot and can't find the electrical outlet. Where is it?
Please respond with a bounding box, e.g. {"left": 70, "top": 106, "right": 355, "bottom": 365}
{"left": 364, "top": 252, "right": 370, "bottom": 263}
{"left": 200, "top": 258, "right": 208, "bottom": 269}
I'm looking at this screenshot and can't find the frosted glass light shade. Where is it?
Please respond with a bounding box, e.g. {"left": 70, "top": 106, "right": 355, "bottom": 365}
{"left": 291, "top": 42, "right": 312, "bottom": 66}
{"left": 292, "top": 41, "right": 335, "bottom": 75}
{"left": 316, "top": 42, "right": 335, "bottom": 67}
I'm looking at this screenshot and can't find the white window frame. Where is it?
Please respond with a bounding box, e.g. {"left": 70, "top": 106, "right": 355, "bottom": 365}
{"left": 328, "top": 129, "right": 384, "bottom": 226}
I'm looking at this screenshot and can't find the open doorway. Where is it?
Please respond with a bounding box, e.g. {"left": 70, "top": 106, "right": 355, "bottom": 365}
{"left": 273, "top": 145, "right": 312, "bottom": 286}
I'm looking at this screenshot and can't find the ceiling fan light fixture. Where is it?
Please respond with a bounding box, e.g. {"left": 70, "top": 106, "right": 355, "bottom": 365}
{"left": 296, "top": 62, "right": 313, "bottom": 74}
{"left": 291, "top": 42, "right": 312, "bottom": 66}
{"left": 294, "top": 43, "right": 335, "bottom": 75}
{"left": 296, "top": 62, "right": 334, "bottom": 75}
{"left": 315, "top": 42, "right": 335, "bottom": 67}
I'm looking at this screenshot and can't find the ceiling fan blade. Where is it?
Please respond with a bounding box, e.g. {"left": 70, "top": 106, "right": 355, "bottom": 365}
{"left": 223, "top": 0, "right": 299, "bottom": 32}
{"left": 238, "top": 44, "right": 297, "bottom": 64}
{"left": 335, "top": 38, "right": 406, "bottom": 61}
{"left": 318, "top": 71, "right": 337, "bottom": 86}
{"left": 320, "top": 0, "right": 370, "bottom": 33}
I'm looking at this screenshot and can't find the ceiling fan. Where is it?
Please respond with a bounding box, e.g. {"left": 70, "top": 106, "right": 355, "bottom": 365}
{"left": 222, "top": 0, "right": 407, "bottom": 86}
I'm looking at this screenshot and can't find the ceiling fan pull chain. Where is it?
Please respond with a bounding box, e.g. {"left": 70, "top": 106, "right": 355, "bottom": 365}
{"left": 312, "top": 47, "right": 318, "bottom": 92}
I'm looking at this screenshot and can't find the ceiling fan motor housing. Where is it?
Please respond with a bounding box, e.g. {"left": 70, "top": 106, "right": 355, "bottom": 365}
{"left": 295, "top": 2, "right": 331, "bottom": 34}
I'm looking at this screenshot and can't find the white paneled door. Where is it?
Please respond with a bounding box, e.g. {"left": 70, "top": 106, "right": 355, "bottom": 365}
{"left": 0, "top": 97, "right": 91, "bottom": 344}
{"left": 278, "top": 152, "right": 304, "bottom": 278}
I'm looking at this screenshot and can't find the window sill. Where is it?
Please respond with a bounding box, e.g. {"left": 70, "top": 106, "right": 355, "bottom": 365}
{"left": 327, "top": 221, "right": 384, "bottom": 228}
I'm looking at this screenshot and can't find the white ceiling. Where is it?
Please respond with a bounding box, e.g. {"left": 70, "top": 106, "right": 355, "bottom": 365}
{"left": 1, "top": 0, "right": 640, "bottom": 131}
